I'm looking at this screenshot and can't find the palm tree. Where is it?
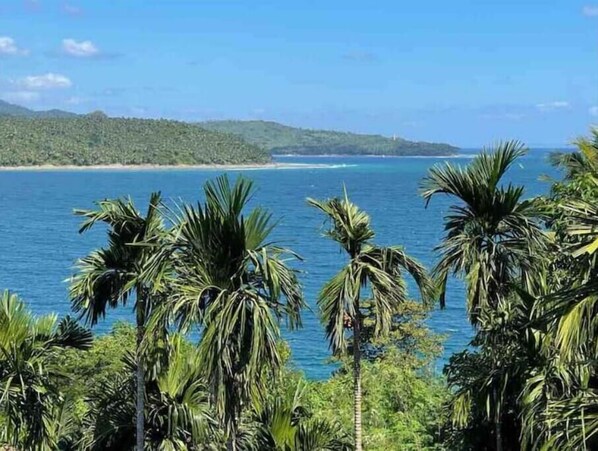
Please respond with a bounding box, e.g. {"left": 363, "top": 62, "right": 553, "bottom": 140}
{"left": 82, "top": 335, "right": 216, "bottom": 450}
{"left": 248, "top": 382, "right": 352, "bottom": 450}
{"left": 308, "top": 189, "right": 431, "bottom": 451}
{"left": 0, "top": 290, "right": 92, "bottom": 450}
{"left": 69, "top": 192, "right": 165, "bottom": 451}
{"left": 147, "top": 175, "right": 305, "bottom": 450}
{"left": 421, "top": 142, "right": 548, "bottom": 450}
{"left": 519, "top": 131, "right": 598, "bottom": 449}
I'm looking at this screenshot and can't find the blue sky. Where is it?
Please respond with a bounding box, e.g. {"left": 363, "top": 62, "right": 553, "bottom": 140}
{"left": 0, "top": 0, "right": 597, "bottom": 147}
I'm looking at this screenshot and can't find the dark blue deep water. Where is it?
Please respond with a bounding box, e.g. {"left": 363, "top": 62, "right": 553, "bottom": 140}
{"left": 0, "top": 152, "right": 561, "bottom": 379}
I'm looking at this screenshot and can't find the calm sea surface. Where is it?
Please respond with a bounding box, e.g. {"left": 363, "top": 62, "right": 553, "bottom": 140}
{"left": 0, "top": 152, "right": 561, "bottom": 379}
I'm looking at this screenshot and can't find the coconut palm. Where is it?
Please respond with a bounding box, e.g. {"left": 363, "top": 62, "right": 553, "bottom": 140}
{"left": 69, "top": 192, "right": 165, "bottom": 451}
{"left": 308, "top": 189, "right": 432, "bottom": 451}
{"left": 146, "top": 175, "right": 305, "bottom": 450}
{"left": 421, "top": 142, "right": 548, "bottom": 450}
{"left": 0, "top": 290, "right": 92, "bottom": 450}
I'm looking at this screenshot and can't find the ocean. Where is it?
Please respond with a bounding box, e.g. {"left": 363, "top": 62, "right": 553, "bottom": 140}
{"left": 0, "top": 151, "right": 561, "bottom": 379}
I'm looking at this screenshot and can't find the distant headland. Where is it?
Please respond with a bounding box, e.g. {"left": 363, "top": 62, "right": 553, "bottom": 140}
{"left": 0, "top": 100, "right": 458, "bottom": 167}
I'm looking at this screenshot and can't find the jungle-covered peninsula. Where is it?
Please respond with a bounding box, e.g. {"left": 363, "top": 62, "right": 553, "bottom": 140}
{"left": 200, "top": 120, "right": 458, "bottom": 156}
{"left": 0, "top": 100, "right": 458, "bottom": 167}
{"left": 0, "top": 113, "right": 269, "bottom": 167}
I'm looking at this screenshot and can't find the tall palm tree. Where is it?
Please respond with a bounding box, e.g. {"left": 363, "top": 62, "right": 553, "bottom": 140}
{"left": 0, "top": 290, "right": 92, "bottom": 450}
{"left": 147, "top": 175, "right": 305, "bottom": 450}
{"left": 421, "top": 142, "right": 548, "bottom": 450}
{"left": 82, "top": 335, "right": 216, "bottom": 450}
{"left": 69, "top": 192, "right": 165, "bottom": 451}
{"left": 308, "top": 189, "right": 431, "bottom": 451}
{"left": 519, "top": 130, "right": 598, "bottom": 449}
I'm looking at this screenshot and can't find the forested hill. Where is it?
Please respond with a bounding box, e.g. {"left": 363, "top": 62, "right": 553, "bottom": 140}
{"left": 0, "top": 115, "right": 270, "bottom": 166}
{"left": 199, "top": 120, "right": 459, "bottom": 156}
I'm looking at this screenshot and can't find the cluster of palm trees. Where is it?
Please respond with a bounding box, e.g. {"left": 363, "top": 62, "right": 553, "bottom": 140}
{"left": 2, "top": 174, "right": 432, "bottom": 450}
{"left": 2, "top": 129, "right": 598, "bottom": 450}
{"left": 424, "top": 131, "right": 598, "bottom": 450}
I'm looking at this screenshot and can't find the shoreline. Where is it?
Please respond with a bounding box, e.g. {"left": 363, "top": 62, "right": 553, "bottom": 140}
{"left": 273, "top": 153, "right": 466, "bottom": 158}
{"left": 0, "top": 162, "right": 340, "bottom": 172}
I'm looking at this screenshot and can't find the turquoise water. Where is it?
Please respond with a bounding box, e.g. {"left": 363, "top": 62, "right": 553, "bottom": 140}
{"left": 0, "top": 152, "right": 560, "bottom": 379}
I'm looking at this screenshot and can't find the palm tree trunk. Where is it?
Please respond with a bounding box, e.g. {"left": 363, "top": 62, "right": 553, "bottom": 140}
{"left": 136, "top": 296, "right": 146, "bottom": 451}
{"left": 353, "top": 306, "right": 363, "bottom": 451}
{"left": 226, "top": 427, "right": 237, "bottom": 451}
{"left": 494, "top": 386, "right": 502, "bottom": 451}
{"left": 495, "top": 420, "right": 503, "bottom": 451}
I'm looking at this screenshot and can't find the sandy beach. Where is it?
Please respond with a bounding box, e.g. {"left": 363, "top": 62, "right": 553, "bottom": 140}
{"left": 0, "top": 162, "right": 339, "bottom": 172}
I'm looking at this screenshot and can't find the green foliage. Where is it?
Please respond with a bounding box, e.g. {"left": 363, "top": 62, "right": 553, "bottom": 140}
{"left": 0, "top": 290, "right": 92, "bottom": 450}
{"left": 306, "top": 354, "right": 447, "bottom": 450}
{"left": 147, "top": 175, "right": 306, "bottom": 445}
{"left": 55, "top": 322, "right": 135, "bottom": 403}
{"left": 0, "top": 115, "right": 269, "bottom": 166}
{"left": 244, "top": 381, "right": 352, "bottom": 450}
{"left": 518, "top": 128, "right": 598, "bottom": 450}
{"left": 308, "top": 191, "right": 433, "bottom": 355}
{"left": 80, "top": 335, "right": 217, "bottom": 451}
{"left": 422, "top": 142, "right": 551, "bottom": 450}
{"left": 420, "top": 129, "right": 598, "bottom": 450}
{"left": 309, "top": 189, "right": 433, "bottom": 450}
{"left": 12, "top": 138, "right": 598, "bottom": 451}
{"left": 69, "top": 192, "right": 170, "bottom": 451}
{"left": 200, "top": 120, "right": 458, "bottom": 156}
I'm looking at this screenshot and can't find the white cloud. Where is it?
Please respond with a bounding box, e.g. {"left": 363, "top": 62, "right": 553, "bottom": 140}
{"left": 62, "top": 38, "right": 99, "bottom": 57}
{"left": 590, "top": 106, "right": 598, "bottom": 116}
{"left": 18, "top": 73, "right": 72, "bottom": 90}
{"left": 583, "top": 5, "right": 598, "bottom": 16}
{"left": 2, "top": 91, "right": 40, "bottom": 103}
{"left": 536, "top": 101, "right": 570, "bottom": 112}
{"left": 0, "top": 36, "right": 28, "bottom": 56}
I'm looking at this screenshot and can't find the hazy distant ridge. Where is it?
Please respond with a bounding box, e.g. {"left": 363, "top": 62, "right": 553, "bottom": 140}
{"left": 0, "top": 100, "right": 77, "bottom": 118}
{"left": 200, "top": 120, "right": 458, "bottom": 156}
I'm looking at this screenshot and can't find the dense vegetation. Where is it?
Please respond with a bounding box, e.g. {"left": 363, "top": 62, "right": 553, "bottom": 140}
{"left": 0, "top": 114, "right": 269, "bottom": 166}
{"left": 200, "top": 120, "right": 458, "bottom": 156}
{"left": 2, "top": 128, "right": 598, "bottom": 450}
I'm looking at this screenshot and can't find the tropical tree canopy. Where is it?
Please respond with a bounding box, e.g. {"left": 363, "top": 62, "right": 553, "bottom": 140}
{"left": 309, "top": 189, "right": 432, "bottom": 451}
{"left": 0, "top": 290, "right": 92, "bottom": 450}
{"left": 308, "top": 190, "right": 432, "bottom": 354}
{"left": 147, "top": 175, "right": 305, "bottom": 444}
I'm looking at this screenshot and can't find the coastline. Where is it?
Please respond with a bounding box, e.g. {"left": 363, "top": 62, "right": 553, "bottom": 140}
{"left": 273, "top": 153, "right": 467, "bottom": 158}
{"left": 0, "top": 162, "right": 339, "bottom": 172}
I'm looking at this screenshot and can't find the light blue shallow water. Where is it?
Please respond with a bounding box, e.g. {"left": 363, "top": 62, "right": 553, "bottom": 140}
{"left": 0, "top": 152, "right": 560, "bottom": 379}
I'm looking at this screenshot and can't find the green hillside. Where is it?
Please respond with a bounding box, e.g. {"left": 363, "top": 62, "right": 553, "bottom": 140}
{"left": 0, "top": 115, "right": 270, "bottom": 166}
{"left": 200, "top": 120, "right": 458, "bottom": 156}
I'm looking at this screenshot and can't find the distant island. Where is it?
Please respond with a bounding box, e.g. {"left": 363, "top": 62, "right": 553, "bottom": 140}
{"left": 199, "top": 120, "right": 459, "bottom": 156}
{"left": 0, "top": 100, "right": 458, "bottom": 167}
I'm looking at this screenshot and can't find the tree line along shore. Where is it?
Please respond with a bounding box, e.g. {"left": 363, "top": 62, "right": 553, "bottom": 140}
{"left": 0, "top": 101, "right": 457, "bottom": 167}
